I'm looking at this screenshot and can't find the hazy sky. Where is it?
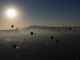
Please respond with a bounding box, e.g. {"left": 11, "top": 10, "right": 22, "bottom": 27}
{"left": 0, "top": 0, "right": 80, "bottom": 29}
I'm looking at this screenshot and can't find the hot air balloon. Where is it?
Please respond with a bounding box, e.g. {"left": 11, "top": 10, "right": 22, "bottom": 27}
{"left": 11, "top": 25, "right": 14, "bottom": 28}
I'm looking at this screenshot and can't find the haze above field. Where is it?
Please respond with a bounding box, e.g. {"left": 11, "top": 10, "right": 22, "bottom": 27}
{"left": 0, "top": 0, "right": 80, "bottom": 29}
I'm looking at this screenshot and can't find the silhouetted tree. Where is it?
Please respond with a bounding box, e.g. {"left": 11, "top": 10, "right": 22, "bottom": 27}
{"left": 50, "top": 36, "right": 54, "bottom": 39}
{"left": 16, "top": 27, "right": 18, "bottom": 30}
{"left": 13, "top": 45, "right": 17, "bottom": 48}
{"left": 30, "top": 32, "right": 33, "bottom": 35}
{"left": 69, "top": 27, "right": 71, "bottom": 31}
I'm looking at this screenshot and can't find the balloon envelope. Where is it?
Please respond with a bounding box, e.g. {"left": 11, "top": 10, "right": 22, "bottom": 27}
{"left": 11, "top": 25, "right": 14, "bottom": 28}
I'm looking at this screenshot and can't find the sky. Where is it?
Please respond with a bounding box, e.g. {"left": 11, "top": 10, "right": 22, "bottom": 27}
{"left": 0, "top": 0, "right": 80, "bottom": 29}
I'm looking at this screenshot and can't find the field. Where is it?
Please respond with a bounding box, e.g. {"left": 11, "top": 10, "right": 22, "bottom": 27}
{"left": 0, "top": 28, "right": 80, "bottom": 60}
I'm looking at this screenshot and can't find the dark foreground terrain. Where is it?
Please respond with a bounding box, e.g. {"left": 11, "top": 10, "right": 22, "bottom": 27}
{"left": 0, "top": 28, "right": 80, "bottom": 60}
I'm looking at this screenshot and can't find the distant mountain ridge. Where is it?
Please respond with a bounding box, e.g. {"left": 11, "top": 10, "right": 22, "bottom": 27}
{"left": 24, "top": 25, "right": 79, "bottom": 28}
{"left": 23, "top": 25, "right": 55, "bottom": 29}
{"left": 23, "top": 25, "right": 80, "bottom": 30}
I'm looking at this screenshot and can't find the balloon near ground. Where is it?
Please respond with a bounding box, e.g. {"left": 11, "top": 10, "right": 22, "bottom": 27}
{"left": 11, "top": 25, "right": 14, "bottom": 28}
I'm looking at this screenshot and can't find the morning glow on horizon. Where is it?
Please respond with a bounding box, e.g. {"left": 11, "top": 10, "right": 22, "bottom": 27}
{"left": 0, "top": 0, "right": 79, "bottom": 29}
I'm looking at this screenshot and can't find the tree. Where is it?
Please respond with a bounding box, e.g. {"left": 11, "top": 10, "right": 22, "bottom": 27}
{"left": 16, "top": 27, "right": 18, "bottom": 30}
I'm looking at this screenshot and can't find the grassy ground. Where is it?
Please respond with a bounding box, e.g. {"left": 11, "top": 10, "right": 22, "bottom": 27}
{"left": 0, "top": 28, "right": 80, "bottom": 60}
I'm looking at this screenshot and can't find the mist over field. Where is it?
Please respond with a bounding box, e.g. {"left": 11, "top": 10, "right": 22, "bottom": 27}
{"left": 0, "top": 26, "right": 80, "bottom": 60}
